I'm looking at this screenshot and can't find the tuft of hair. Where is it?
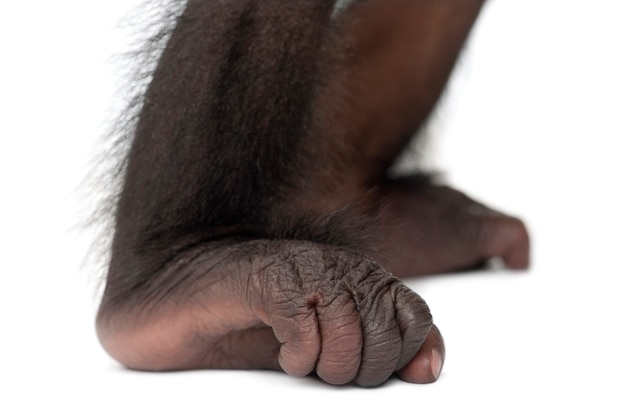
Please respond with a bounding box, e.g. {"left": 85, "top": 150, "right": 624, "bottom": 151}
{"left": 81, "top": 0, "right": 188, "bottom": 283}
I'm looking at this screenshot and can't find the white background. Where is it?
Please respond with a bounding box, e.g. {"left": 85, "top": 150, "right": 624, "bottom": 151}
{"left": 1, "top": 1, "right": 625, "bottom": 417}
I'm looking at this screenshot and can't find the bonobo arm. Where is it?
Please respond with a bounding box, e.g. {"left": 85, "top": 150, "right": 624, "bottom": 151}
{"left": 97, "top": 240, "right": 437, "bottom": 386}
{"left": 98, "top": 0, "right": 444, "bottom": 386}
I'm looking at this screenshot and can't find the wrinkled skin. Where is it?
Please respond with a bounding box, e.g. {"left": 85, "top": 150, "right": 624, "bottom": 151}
{"left": 96, "top": 0, "right": 529, "bottom": 387}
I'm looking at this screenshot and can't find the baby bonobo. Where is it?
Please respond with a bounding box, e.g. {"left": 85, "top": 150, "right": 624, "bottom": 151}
{"left": 97, "top": 0, "right": 529, "bottom": 387}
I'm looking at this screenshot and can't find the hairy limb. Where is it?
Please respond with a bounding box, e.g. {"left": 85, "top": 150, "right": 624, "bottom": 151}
{"left": 294, "top": 0, "right": 529, "bottom": 277}
{"left": 300, "top": 0, "right": 488, "bottom": 211}
{"left": 97, "top": 0, "right": 526, "bottom": 388}
{"left": 97, "top": 240, "right": 440, "bottom": 387}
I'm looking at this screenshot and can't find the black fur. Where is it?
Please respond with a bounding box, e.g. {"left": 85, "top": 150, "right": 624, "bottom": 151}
{"left": 102, "top": 0, "right": 362, "bottom": 304}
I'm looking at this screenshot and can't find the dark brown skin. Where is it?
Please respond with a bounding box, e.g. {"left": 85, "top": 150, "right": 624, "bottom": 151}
{"left": 97, "top": 0, "right": 529, "bottom": 387}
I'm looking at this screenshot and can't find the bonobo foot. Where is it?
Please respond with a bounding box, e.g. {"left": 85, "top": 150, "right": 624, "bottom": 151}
{"left": 372, "top": 176, "right": 530, "bottom": 278}
{"left": 97, "top": 241, "right": 443, "bottom": 387}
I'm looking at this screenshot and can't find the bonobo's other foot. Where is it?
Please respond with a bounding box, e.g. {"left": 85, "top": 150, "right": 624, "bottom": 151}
{"left": 373, "top": 176, "right": 530, "bottom": 278}
{"left": 97, "top": 241, "right": 443, "bottom": 387}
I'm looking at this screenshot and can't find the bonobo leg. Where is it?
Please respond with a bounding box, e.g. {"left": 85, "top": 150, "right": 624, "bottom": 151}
{"left": 301, "top": 0, "right": 530, "bottom": 276}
